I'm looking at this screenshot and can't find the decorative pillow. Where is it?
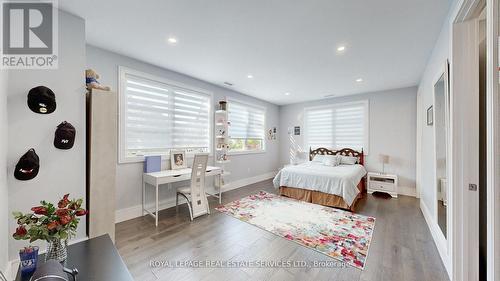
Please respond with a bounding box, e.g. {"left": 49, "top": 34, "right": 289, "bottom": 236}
{"left": 322, "top": 155, "right": 340, "bottom": 166}
{"left": 340, "top": 155, "right": 358, "bottom": 165}
{"left": 311, "top": 154, "right": 326, "bottom": 163}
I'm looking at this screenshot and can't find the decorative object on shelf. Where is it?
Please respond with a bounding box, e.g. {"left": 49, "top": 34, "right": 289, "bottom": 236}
{"left": 14, "top": 149, "right": 40, "bottom": 181}
{"left": 30, "top": 260, "right": 78, "bottom": 281}
{"left": 378, "top": 154, "right": 390, "bottom": 174}
{"left": 218, "top": 100, "right": 227, "bottom": 111}
{"left": 427, "top": 105, "right": 434, "bottom": 126}
{"left": 144, "top": 155, "right": 161, "bottom": 173}
{"left": 54, "top": 121, "right": 76, "bottom": 150}
{"left": 170, "top": 150, "right": 186, "bottom": 170}
{"left": 12, "top": 194, "right": 87, "bottom": 263}
{"left": 294, "top": 126, "right": 300, "bottom": 135}
{"left": 27, "top": 86, "right": 56, "bottom": 114}
{"left": 218, "top": 153, "right": 228, "bottom": 162}
{"left": 85, "top": 69, "right": 111, "bottom": 91}
{"left": 19, "top": 246, "right": 39, "bottom": 277}
{"left": 217, "top": 129, "right": 226, "bottom": 137}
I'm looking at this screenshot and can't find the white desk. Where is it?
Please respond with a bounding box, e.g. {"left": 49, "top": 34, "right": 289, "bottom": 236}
{"left": 143, "top": 166, "right": 222, "bottom": 226}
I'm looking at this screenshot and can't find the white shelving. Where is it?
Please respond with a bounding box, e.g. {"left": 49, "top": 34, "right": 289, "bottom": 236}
{"left": 215, "top": 104, "right": 230, "bottom": 188}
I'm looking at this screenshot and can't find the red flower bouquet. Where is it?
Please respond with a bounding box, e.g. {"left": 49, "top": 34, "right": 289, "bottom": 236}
{"left": 12, "top": 194, "right": 87, "bottom": 242}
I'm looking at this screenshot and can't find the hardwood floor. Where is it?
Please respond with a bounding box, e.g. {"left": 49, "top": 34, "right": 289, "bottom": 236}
{"left": 115, "top": 180, "right": 449, "bottom": 281}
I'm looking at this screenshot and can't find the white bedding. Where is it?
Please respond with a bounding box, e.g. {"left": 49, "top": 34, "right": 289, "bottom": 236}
{"left": 273, "top": 162, "right": 367, "bottom": 206}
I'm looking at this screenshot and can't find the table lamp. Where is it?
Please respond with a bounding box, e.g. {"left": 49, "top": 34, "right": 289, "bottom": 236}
{"left": 379, "top": 154, "right": 390, "bottom": 174}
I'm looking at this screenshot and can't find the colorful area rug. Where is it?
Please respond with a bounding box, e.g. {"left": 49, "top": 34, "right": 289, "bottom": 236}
{"left": 215, "top": 191, "right": 375, "bottom": 269}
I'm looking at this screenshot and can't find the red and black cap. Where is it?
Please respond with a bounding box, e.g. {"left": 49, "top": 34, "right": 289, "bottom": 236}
{"left": 27, "top": 86, "right": 56, "bottom": 114}
{"left": 14, "top": 149, "right": 40, "bottom": 181}
{"left": 54, "top": 121, "right": 76, "bottom": 150}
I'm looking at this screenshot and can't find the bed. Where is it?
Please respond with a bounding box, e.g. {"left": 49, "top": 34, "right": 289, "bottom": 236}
{"left": 273, "top": 148, "right": 367, "bottom": 211}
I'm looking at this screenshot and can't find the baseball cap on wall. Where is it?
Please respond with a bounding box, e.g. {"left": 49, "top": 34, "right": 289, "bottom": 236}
{"left": 54, "top": 121, "right": 76, "bottom": 149}
{"left": 27, "top": 86, "right": 56, "bottom": 114}
{"left": 14, "top": 149, "right": 40, "bottom": 181}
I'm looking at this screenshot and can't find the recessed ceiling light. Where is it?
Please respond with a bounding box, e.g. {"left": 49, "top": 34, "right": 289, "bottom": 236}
{"left": 324, "top": 94, "right": 335, "bottom": 98}
{"left": 223, "top": 82, "right": 234, "bottom": 86}
{"left": 356, "top": 78, "right": 363, "bottom": 82}
{"left": 247, "top": 74, "right": 254, "bottom": 79}
{"left": 284, "top": 92, "right": 291, "bottom": 96}
{"left": 337, "top": 45, "right": 346, "bottom": 52}
{"left": 167, "top": 37, "right": 178, "bottom": 44}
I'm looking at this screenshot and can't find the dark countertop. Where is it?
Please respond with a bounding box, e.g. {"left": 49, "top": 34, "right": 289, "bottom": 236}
{"left": 15, "top": 234, "right": 134, "bottom": 281}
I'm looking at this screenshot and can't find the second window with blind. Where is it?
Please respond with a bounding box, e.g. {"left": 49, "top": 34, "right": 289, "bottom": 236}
{"left": 304, "top": 101, "right": 369, "bottom": 153}
{"left": 118, "top": 67, "right": 212, "bottom": 163}
{"left": 227, "top": 99, "right": 266, "bottom": 153}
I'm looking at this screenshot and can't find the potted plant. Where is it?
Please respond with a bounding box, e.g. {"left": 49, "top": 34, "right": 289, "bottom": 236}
{"left": 12, "top": 194, "right": 87, "bottom": 262}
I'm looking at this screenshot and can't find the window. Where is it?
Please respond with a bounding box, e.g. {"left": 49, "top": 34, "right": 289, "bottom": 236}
{"left": 228, "top": 99, "right": 266, "bottom": 153}
{"left": 119, "top": 67, "right": 211, "bottom": 162}
{"left": 304, "top": 101, "right": 369, "bottom": 153}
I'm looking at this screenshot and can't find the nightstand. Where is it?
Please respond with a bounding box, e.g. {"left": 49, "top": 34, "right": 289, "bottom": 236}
{"left": 367, "top": 172, "right": 398, "bottom": 198}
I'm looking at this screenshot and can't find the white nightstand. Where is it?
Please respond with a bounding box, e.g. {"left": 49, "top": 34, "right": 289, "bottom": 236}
{"left": 367, "top": 172, "right": 398, "bottom": 198}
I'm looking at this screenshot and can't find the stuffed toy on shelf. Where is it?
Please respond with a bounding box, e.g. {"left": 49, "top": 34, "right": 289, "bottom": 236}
{"left": 86, "top": 69, "right": 111, "bottom": 91}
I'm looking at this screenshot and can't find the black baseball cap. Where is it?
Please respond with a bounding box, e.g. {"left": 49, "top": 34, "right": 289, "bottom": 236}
{"left": 54, "top": 121, "right": 76, "bottom": 150}
{"left": 14, "top": 149, "right": 40, "bottom": 181}
{"left": 27, "top": 86, "right": 56, "bottom": 114}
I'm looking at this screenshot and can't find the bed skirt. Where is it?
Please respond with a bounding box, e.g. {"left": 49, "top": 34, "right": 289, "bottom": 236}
{"left": 279, "top": 183, "right": 364, "bottom": 212}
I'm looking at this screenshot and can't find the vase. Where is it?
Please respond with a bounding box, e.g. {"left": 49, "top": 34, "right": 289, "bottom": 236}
{"left": 45, "top": 239, "right": 68, "bottom": 262}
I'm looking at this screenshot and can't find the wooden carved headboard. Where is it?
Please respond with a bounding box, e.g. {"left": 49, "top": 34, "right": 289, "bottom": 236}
{"left": 309, "top": 147, "right": 365, "bottom": 166}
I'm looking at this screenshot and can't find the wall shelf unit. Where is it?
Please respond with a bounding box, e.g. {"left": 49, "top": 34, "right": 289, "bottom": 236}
{"left": 215, "top": 103, "right": 230, "bottom": 188}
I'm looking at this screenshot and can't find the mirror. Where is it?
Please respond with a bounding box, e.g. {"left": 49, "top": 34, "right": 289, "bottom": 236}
{"left": 434, "top": 64, "right": 449, "bottom": 239}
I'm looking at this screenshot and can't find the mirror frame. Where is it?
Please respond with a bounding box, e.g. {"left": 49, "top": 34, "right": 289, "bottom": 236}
{"left": 432, "top": 60, "right": 451, "bottom": 244}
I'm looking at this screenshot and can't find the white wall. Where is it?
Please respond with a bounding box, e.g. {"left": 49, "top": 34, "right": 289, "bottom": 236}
{"left": 6, "top": 11, "right": 86, "bottom": 260}
{"left": 279, "top": 87, "right": 417, "bottom": 195}
{"left": 86, "top": 45, "right": 280, "bottom": 218}
{"left": 0, "top": 70, "right": 9, "bottom": 272}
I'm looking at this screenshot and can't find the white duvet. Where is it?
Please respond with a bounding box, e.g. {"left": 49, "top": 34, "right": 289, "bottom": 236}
{"left": 273, "top": 162, "right": 367, "bottom": 206}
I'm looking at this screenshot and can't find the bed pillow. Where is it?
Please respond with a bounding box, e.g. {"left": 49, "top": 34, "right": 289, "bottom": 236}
{"left": 322, "top": 155, "right": 340, "bottom": 166}
{"left": 311, "top": 154, "right": 326, "bottom": 163}
{"left": 340, "top": 155, "right": 358, "bottom": 165}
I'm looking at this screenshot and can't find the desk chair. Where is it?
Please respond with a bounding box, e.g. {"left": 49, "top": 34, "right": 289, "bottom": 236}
{"left": 175, "top": 153, "right": 210, "bottom": 221}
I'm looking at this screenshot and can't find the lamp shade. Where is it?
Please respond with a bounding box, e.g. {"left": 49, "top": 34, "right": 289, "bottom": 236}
{"left": 379, "top": 154, "right": 390, "bottom": 164}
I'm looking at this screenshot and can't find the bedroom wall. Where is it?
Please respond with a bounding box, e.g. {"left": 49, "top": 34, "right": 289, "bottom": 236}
{"left": 279, "top": 87, "right": 417, "bottom": 195}
{"left": 0, "top": 70, "right": 9, "bottom": 273}
{"left": 6, "top": 11, "right": 87, "bottom": 261}
{"left": 86, "top": 45, "right": 280, "bottom": 221}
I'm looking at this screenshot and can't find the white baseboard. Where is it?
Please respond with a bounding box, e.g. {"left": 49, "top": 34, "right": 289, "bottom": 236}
{"left": 398, "top": 186, "right": 417, "bottom": 197}
{"left": 420, "top": 200, "right": 450, "bottom": 276}
{"left": 115, "top": 171, "right": 277, "bottom": 223}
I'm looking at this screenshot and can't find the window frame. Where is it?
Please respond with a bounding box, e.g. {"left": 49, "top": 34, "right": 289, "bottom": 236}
{"left": 118, "top": 66, "right": 213, "bottom": 163}
{"left": 303, "top": 100, "right": 370, "bottom": 154}
{"left": 226, "top": 98, "right": 267, "bottom": 155}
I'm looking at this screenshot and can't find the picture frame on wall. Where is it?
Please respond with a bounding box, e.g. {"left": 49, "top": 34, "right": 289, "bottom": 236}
{"left": 170, "top": 149, "right": 187, "bottom": 170}
{"left": 294, "top": 126, "right": 301, "bottom": 135}
{"left": 427, "top": 106, "right": 434, "bottom": 126}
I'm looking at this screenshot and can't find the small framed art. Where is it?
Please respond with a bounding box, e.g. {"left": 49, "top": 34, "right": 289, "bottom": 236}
{"left": 170, "top": 150, "right": 187, "bottom": 170}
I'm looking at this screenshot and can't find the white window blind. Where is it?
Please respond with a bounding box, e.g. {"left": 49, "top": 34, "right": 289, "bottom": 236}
{"left": 120, "top": 68, "right": 211, "bottom": 161}
{"left": 305, "top": 101, "right": 368, "bottom": 152}
{"left": 228, "top": 100, "right": 265, "bottom": 152}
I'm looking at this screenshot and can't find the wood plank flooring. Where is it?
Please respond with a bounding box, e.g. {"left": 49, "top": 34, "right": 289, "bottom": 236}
{"left": 115, "top": 180, "right": 449, "bottom": 281}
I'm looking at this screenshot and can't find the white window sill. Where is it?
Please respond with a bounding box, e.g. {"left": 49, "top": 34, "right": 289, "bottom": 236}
{"left": 227, "top": 150, "right": 266, "bottom": 156}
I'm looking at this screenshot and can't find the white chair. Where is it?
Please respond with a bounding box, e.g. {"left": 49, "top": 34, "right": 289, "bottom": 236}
{"left": 176, "top": 153, "right": 210, "bottom": 221}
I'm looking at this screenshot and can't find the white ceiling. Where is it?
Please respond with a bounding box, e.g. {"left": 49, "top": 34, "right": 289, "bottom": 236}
{"left": 60, "top": 0, "right": 451, "bottom": 105}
